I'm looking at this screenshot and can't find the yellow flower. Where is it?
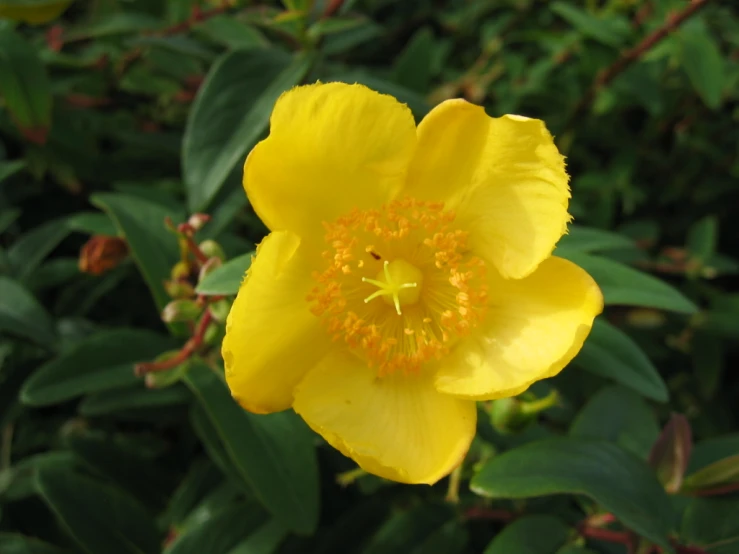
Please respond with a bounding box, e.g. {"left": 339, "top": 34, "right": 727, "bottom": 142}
{"left": 222, "top": 83, "right": 603, "bottom": 485}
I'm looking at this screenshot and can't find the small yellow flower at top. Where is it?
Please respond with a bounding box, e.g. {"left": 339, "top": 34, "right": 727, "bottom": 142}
{"left": 222, "top": 82, "right": 603, "bottom": 485}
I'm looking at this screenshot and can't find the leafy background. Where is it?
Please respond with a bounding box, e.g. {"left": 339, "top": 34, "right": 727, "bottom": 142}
{"left": 1, "top": 0, "right": 738, "bottom": 553}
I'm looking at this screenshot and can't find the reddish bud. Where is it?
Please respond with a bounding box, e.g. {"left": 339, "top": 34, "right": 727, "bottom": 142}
{"left": 79, "top": 235, "right": 129, "bottom": 276}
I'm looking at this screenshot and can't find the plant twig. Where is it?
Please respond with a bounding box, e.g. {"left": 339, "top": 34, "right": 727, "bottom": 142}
{"left": 135, "top": 310, "right": 213, "bottom": 375}
{"left": 566, "top": 0, "right": 710, "bottom": 128}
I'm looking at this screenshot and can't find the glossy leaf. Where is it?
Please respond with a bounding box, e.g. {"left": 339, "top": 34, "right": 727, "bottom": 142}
{"left": 228, "top": 520, "right": 287, "bottom": 554}
{"left": 184, "top": 362, "right": 320, "bottom": 534}
{"left": 570, "top": 385, "right": 660, "bottom": 459}
{"left": 392, "top": 27, "right": 435, "bottom": 93}
{"left": 21, "top": 329, "right": 175, "bottom": 406}
{"left": 688, "top": 434, "right": 739, "bottom": 473}
{"left": 195, "top": 252, "right": 252, "bottom": 296}
{"left": 362, "top": 504, "right": 454, "bottom": 554}
{"left": 165, "top": 503, "right": 268, "bottom": 554}
{"left": 562, "top": 252, "right": 697, "bottom": 314}
{"left": 78, "top": 384, "right": 191, "bottom": 416}
{"left": 182, "top": 49, "right": 313, "bottom": 212}
{"left": 0, "top": 276, "right": 57, "bottom": 348}
{"left": 471, "top": 438, "right": 674, "bottom": 550}
{"left": 35, "top": 469, "right": 161, "bottom": 554}
{"left": 556, "top": 225, "right": 636, "bottom": 254}
{"left": 483, "top": 515, "right": 569, "bottom": 554}
{"left": 573, "top": 319, "right": 669, "bottom": 402}
{"left": 681, "top": 497, "right": 739, "bottom": 554}
{"left": 91, "top": 193, "right": 183, "bottom": 311}
{"left": 0, "top": 26, "right": 52, "bottom": 137}
{"left": 678, "top": 26, "right": 724, "bottom": 109}
{"left": 0, "top": 533, "right": 69, "bottom": 554}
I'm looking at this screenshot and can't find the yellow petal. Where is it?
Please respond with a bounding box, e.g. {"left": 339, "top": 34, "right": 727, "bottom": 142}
{"left": 245, "top": 82, "right": 417, "bottom": 239}
{"left": 222, "top": 231, "right": 330, "bottom": 414}
{"left": 293, "top": 350, "right": 476, "bottom": 484}
{"left": 406, "top": 99, "right": 570, "bottom": 279}
{"left": 434, "top": 256, "right": 603, "bottom": 400}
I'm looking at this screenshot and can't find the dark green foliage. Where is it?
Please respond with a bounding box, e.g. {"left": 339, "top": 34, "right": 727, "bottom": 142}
{"left": 1, "top": 1, "right": 738, "bottom": 553}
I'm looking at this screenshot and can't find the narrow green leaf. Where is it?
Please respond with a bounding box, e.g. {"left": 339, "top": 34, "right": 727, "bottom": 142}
{"left": 471, "top": 438, "right": 674, "bottom": 551}
{"left": 0, "top": 160, "right": 26, "bottom": 183}
{"left": 678, "top": 26, "right": 724, "bottom": 109}
{"left": 163, "top": 459, "right": 223, "bottom": 528}
{"left": 0, "top": 26, "right": 52, "bottom": 133}
{"left": 183, "top": 49, "right": 313, "bottom": 212}
{"left": 562, "top": 252, "right": 697, "bottom": 314}
{"left": 556, "top": 225, "right": 636, "bottom": 254}
{"left": 688, "top": 434, "right": 739, "bottom": 473}
{"left": 35, "top": 469, "right": 161, "bottom": 554}
{"left": 362, "top": 505, "right": 454, "bottom": 554}
{"left": 78, "top": 384, "right": 191, "bottom": 416}
{"left": 551, "top": 2, "right": 630, "bottom": 47}
{"left": 409, "top": 520, "right": 467, "bottom": 554}
{"left": 195, "top": 253, "right": 252, "bottom": 295}
{"left": 20, "top": 329, "right": 175, "bottom": 406}
{"left": 681, "top": 497, "right": 739, "bottom": 554}
{"left": 227, "top": 520, "right": 287, "bottom": 554}
{"left": 65, "top": 212, "right": 118, "bottom": 236}
{"left": 573, "top": 319, "right": 669, "bottom": 402}
{"left": 391, "top": 27, "right": 435, "bottom": 93}
{"left": 681, "top": 455, "right": 739, "bottom": 493}
{"left": 7, "top": 219, "right": 71, "bottom": 280}
{"left": 0, "top": 276, "right": 57, "bottom": 348}
{"left": 483, "top": 515, "right": 569, "bottom": 554}
{"left": 570, "top": 385, "right": 659, "bottom": 459}
{"left": 91, "top": 193, "right": 183, "bottom": 311}
{"left": 165, "top": 503, "right": 268, "bottom": 554}
{"left": 0, "top": 533, "right": 69, "bottom": 554}
{"left": 184, "top": 363, "right": 320, "bottom": 534}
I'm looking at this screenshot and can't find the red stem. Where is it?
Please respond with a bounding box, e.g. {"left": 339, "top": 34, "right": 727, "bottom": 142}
{"left": 463, "top": 507, "right": 515, "bottom": 522}
{"left": 135, "top": 310, "right": 213, "bottom": 375}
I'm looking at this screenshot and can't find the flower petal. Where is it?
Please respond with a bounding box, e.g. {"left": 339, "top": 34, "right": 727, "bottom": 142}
{"left": 406, "top": 99, "right": 570, "bottom": 279}
{"left": 434, "top": 256, "right": 603, "bottom": 400}
{"left": 245, "top": 82, "right": 417, "bottom": 239}
{"left": 223, "top": 231, "right": 330, "bottom": 414}
{"left": 293, "top": 351, "right": 476, "bottom": 484}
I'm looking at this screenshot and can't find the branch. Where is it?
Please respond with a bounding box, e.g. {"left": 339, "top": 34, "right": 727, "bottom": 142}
{"left": 567, "top": 0, "right": 710, "bottom": 127}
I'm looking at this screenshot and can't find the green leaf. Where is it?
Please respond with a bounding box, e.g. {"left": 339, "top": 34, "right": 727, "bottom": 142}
{"left": 163, "top": 459, "right": 222, "bottom": 527}
{"left": 556, "top": 548, "right": 597, "bottom": 554}
{"left": 681, "top": 497, "right": 739, "bottom": 554}
{"left": 35, "top": 469, "right": 161, "bottom": 554}
{"left": 408, "top": 521, "right": 467, "bottom": 554}
{"left": 483, "top": 515, "right": 569, "bottom": 554}
{"left": 78, "top": 383, "right": 191, "bottom": 416}
{"left": 688, "top": 434, "right": 739, "bottom": 473}
{"left": 184, "top": 363, "right": 320, "bottom": 534}
{"left": 392, "top": 27, "right": 435, "bottom": 93}
{"left": 0, "top": 276, "right": 57, "bottom": 348}
{"left": 165, "top": 503, "right": 268, "bottom": 554}
{"left": 21, "top": 329, "right": 175, "bottom": 406}
{"left": 182, "top": 49, "right": 313, "bottom": 212}
{"left": 0, "top": 533, "right": 69, "bottom": 554}
{"left": 555, "top": 225, "right": 636, "bottom": 254}
{"left": 550, "top": 2, "right": 630, "bottom": 47}
{"left": 678, "top": 26, "right": 724, "bottom": 109}
{"left": 195, "top": 252, "right": 252, "bottom": 295}
{"left": 195, "top": 15, "right": 269, "bottom": 50}
{"left": 686, "top": 215, "right": 718, "bottom": 264}
{"left": 65, "top": 212, "right": 119, "bottom": 236}
{"left": 0, "top": 159, "right": 26, "bottom": 183}
{"left": 0, "top": 26, "right": 52, "bottom": 135}
{"left": 7, "top": 219, "right": 71, "bottom": 280}
{"left": 471, "top": 438, "right": 674, "bottom": 550}
{"left": 227, "top": 520, "right": 287, "bottom": 554}
{"left": 91, "top": 193, "right": 183, "bottom": 311}
{"left": 682, "top": 455, "right": 739, "bottom": 493}
{"left": 562, "top": 252, "right": 697, "bottom": 314}
{"left": 362, "top": 505, "right": 454, "bottom": 554}
{"left": 570, "top": 385, "right": 659, "bottom": 459}
{"left": 66, "top": 432, "right": 175, "bottom": 509}
{"left": 573, "top": 319, "right": 669, "bottom": 402}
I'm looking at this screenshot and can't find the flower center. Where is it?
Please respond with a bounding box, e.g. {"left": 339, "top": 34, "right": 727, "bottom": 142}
{"left": 362, "top": 259, "right": 423, "bottom": 315}
{"left": 307, "top": 197, "right": 488, "bottom": 376}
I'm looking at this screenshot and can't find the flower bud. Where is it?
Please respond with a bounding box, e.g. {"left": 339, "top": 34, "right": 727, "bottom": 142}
{"left": 199, "top": 240, "right": 226, "bottom": 262}
{"left": 165, "top": 280, "right": 195, "bottom": 299}
{"left": 144, "top": 355, "right": 188, "bottom": 389}
{"left": 187, "top": 213, "right": 211, "bottom": 232}
{"left": 171, "top": 261, "right": 191, "bottom": 281}
{"left": 203, "top": 321, "right": 223, "bottom": 347}
{"left": 79, "top": 235, "right": 128, "bottom": 276}
{"left": 489, "top": 397, "right": 533, "bottom": 435}
{"left": 162, "top": 299, "right": 201, "bottom": 323}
